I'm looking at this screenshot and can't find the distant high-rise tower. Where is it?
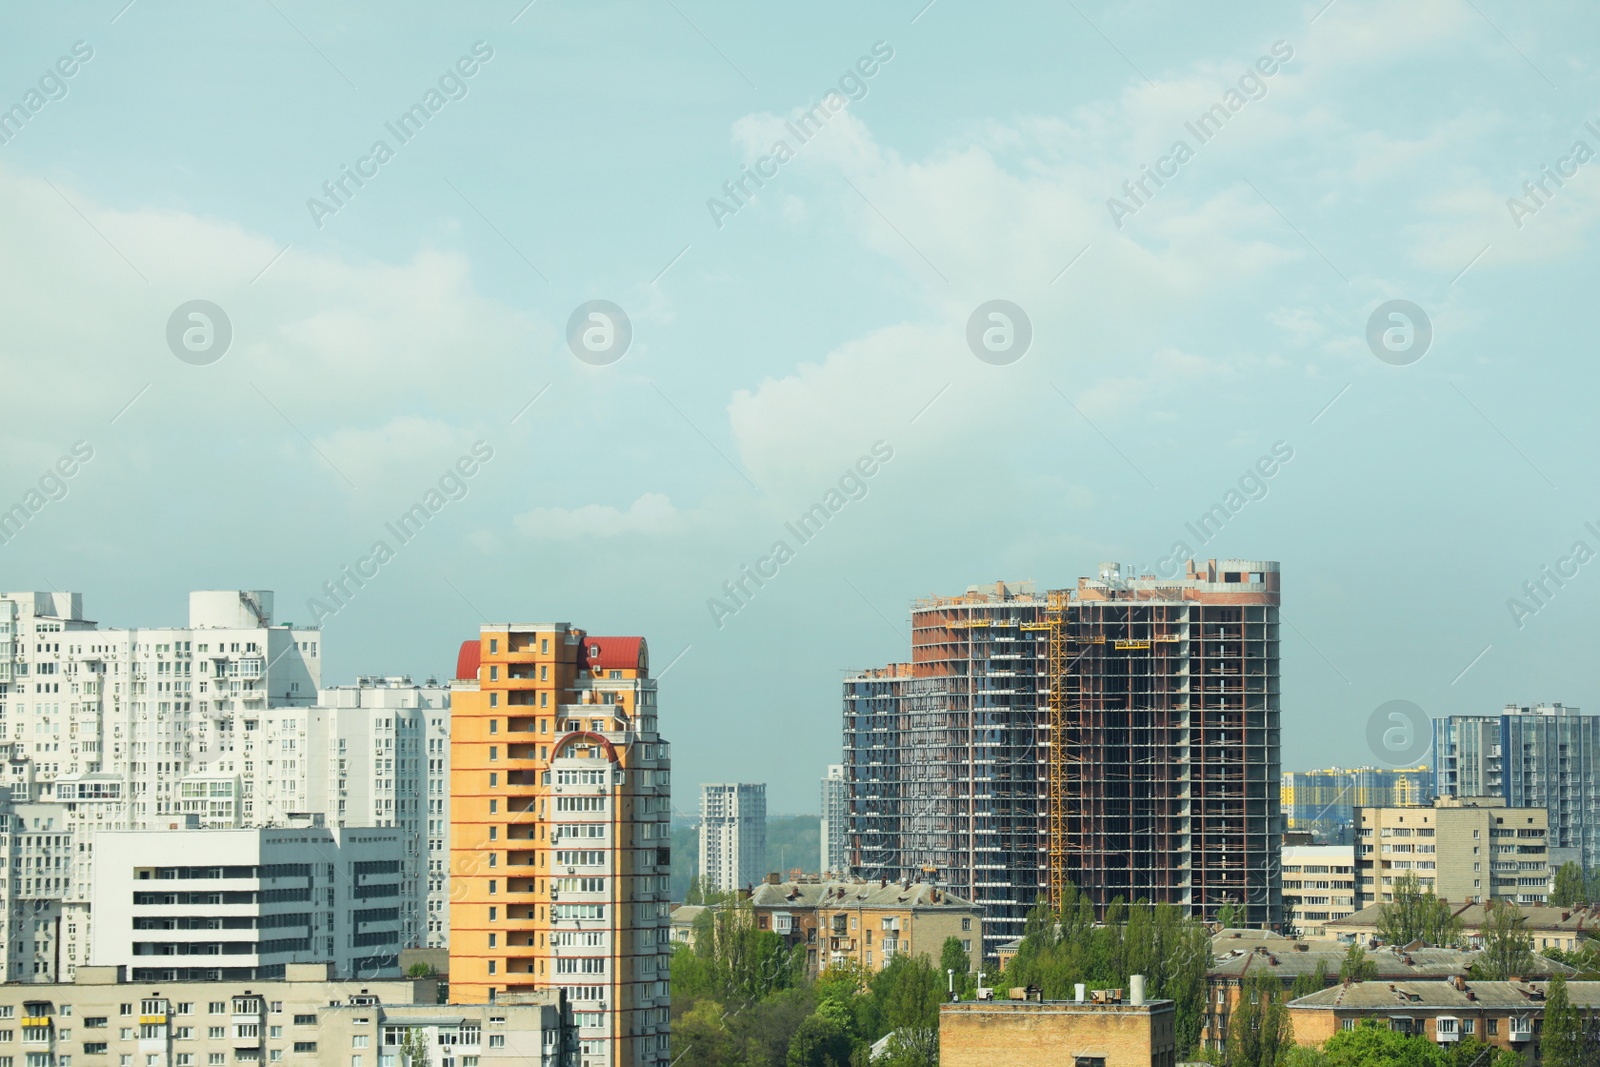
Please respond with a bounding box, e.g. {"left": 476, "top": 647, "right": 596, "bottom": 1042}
{"left": 1434, "top": 703, "right": 1600, "bottom": 870}
{"left": 449, "top": 624, "right": 673, "bottom": 1067}
{"left": 699, "top": 783, "right": 766, "bottom": 892}
{"left": 820, "top": 765, "right": 847, "bottom": 875}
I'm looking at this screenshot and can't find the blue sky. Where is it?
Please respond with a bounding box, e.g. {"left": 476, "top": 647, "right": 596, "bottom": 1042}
{"left": 2, "top": 0, "right": 1598, "bottom": 811}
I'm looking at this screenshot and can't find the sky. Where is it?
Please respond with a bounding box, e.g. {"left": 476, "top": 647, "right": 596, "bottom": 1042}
{"left": 2, "top": 0, "right": 1598, "bottom": 812}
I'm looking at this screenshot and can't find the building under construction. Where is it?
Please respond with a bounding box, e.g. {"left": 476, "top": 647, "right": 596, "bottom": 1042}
{"left": 843, "top": 560, "right": 1283, "bottom": 957}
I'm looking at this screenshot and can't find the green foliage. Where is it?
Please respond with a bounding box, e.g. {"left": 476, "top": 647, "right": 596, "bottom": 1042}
{"left": 672, "top": 900, "right": 803, "bottom": 1007}
{"left": 404, "top": 962, "right": 435, "bottom": 978}
{"left": 1540, "top": 973, "right": 1586, "bottom": 1067}
{"left": 1376, "top": 874, "right": 1464, "bottom": 947}
{"left": 401, "top": 1027, "right": 431, "bottom": 1067}
{"left": 1290, "top": 960, "right": 1329, "bottom": 1000}
{"left": 1226, "top": 973, "right": 1294, "bottom": 1067}
{"left": 1317, "top": 1021, "right": 1446, "bottom": 1067}
{"left": 786, "top": 1012, "right": 853, "bottom": 1067}
{"left": 1543, "top": 937, "right": 1600, "bottom": 979}
{"left": 1305, "top": 1022, "right": 1524, "bottom": 1067}
{"left": 1553, "top": 862, "right": 1589, "bottom": 907}
{"left": 1471, "top": 901, "right": 1536, "bottom": 980}
{"left": 1001, "top": 885, "right": 1212, "bottom": 1058}
{"left": 1337, "top": 942, "right": 1377, "bottom": 983}
{"left": 939, "top": 935, "right": 969, "bottom": 987}
{"left": 867, "top": 955, "right": 942, "bottom": 1066}
{"left": 1443, "top": 1039, "right": 1521, "bottom": 1067}
{"left": 1218, "top": 902, "right": 1244, "bottom": 929}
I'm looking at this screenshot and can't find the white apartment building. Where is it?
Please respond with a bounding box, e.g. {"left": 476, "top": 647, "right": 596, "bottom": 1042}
{"left": 820, "top": 765, "right": 846, "bottom": 876}
{"left": 0, "top": 794, "right": 73, "bottom": 981}
{"left": 90, "top": 827, "right": 406, "bottom": 981}
{"left": 698, "top": 783, "right": 765, "bottom": 893}
{"left": 258, "top": 678, "right": 451, "bottom": 949}
{"left": 1, "top": 589, "right": 323, "bottom": 981}
{"left": 0, "top": 589, "right": 320, "bottom": 814}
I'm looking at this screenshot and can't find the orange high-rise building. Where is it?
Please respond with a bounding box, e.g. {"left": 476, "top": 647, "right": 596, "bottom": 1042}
{"left": 449, "top": 623, "right": 672, "bottom": 1067}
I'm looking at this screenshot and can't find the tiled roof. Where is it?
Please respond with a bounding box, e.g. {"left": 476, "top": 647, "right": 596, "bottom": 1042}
{"left": 748, "top": 879, "right": 977, "bottom": 910}
{"left": 1328, "top": 901, "right": 1600, "bottom": 933}
{"left": 1291, "top": 980, "right": 1600, "bottom": 1011}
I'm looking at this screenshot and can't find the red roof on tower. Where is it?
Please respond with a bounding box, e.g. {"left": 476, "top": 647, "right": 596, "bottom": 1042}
{"left": 455, "top": 639, "right": 481, "bottom": 681}
{"left": 581, "top": 636, "right": 648, "bottom": 673}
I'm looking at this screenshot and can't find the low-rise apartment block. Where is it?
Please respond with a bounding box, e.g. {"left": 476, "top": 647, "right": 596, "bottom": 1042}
{"left": 1288, "top": 978, "right": 1600, "bottom": 1053}
{"left": 747, "top": 877, "right": 980, "bottom": 977}
{"left": 1325, "top": 900, "right": 1600, "bottom": 954}
{"left": 89, "top": 828, "right": 405, "bottom": 981}
{"left": 0, "top": 962, "right": 578, "bottom": 1067}
{"left": 1202, "top": 930, "right": 1574, "bottom": 1054}
{"left": 1355, "top": 797, "right": 1550, "bottom": 907}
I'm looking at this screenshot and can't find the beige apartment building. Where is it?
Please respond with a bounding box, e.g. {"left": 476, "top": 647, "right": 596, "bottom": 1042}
{"left": 746, "top": 878, "right": 981, "bottom": 977}
{"left": 1355, "top": 797, "right": 1550, "bottom": 907}
{"left": 1281, "top": 844, "right": 1357, "bottom": 937}
{"left": 0, "top": 963, "right": 575, "bottom": 1067}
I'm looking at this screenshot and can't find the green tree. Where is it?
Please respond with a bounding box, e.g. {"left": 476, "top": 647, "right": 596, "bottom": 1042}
{"left": 1540, "top": 973, "right": 1586, "bottom": 1067}
{"left": 1472, "top": 901, "right": 1535, "bottom": 980}
{"left": 1337, "top": 942, "right": 1377, "bottom": 983}
{"left": 1218, "top": 902, "right": 1244, "bottom": 929}
{"left": 1443, "top": 1038, "right": 1521, "bottom": 1067}
{"left": 1226, "top": 973, "right": 1294, "bottom": 1067}
{"left": 401, "top": 1028, "right": 431, "bottom": 1067}
{"left": 939, "top": 936, "right": 969, "bottom": 999}
{"left": 1376, "top": 873, "right": 1464, "bottom": 947}
{"left": 1553, "top": 862, "right": 1589, "bottom": 907}
{"left": 1317, "top": 1021, "right": 1446, "bottom": 1067}
{"left": 868, "top": 955, "right": 942, "bottom": 1066}
{"left": 1290, "top": 960, "right": 1330, "bottom": 1000}
{"left": 786, "top": 1012, "right": 854, "bottom": 1067}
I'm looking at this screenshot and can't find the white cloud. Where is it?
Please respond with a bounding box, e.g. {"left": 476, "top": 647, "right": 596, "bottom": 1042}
{"left": 514, "top": 493, "right": 685, "bottom": 539}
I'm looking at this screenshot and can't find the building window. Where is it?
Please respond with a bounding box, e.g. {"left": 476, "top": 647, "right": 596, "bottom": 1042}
{"left": 961, "top": 918, "right": 971, "bottom": 931}
{"left": 487, "top": 1037, "right": 504, "bottom": 1050}
{"left": 487, "top": 962, "right": 496, "bottom": 975}
{"left": 489, "top": 694, "right": 498, "bottom": 708}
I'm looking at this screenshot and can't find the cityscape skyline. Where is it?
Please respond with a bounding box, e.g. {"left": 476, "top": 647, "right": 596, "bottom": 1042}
{"left": 7, "top": 4, "right": 1600, "bottom": 817}
{"left": 3, "top": 577, "right": 1590, "bottom": 814}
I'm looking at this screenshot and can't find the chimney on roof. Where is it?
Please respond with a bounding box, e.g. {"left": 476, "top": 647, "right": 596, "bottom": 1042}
{"left": 766, "top": 873, "right": 780, "bottom": 885}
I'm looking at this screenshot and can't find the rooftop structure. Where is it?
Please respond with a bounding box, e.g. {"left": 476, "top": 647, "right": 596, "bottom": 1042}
{"left": 940, "top": 987, "right": 1177, "bottom": 1067}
